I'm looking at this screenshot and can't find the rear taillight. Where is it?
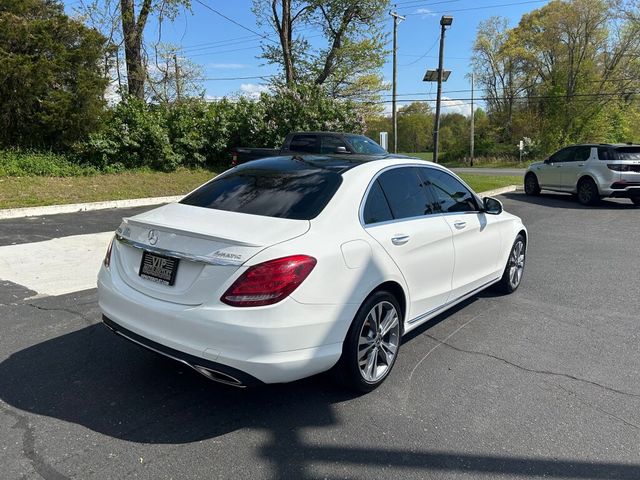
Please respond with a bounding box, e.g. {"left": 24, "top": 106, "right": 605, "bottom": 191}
{"left": 221, "top": 255, "right": 317, "bottom": 307}
{"left": 103, "top": 237, "right": 114, "bottom": 268}
{"left": 608, "top": 164, "right": 631, "bottom": 172}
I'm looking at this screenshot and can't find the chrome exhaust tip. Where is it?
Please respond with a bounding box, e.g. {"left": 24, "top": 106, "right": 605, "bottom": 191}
{"left": 192, "top": 365, "right": 245, "bottom": 388}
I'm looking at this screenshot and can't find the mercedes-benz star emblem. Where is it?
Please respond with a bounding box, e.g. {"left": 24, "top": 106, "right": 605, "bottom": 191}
{"left": 148, "top": 229, "right": 159, "bottom": 245}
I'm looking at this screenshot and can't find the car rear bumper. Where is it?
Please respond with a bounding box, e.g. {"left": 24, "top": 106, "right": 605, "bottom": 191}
{"left": 97, "top": 265, "right": 350, "bottom": 385}
{"left": 606, "top": 183, "right": 640, "bottom": 198}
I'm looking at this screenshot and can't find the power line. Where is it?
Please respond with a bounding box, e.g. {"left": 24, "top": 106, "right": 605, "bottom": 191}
{"left": 202, "top": 75, "right": 276, "bottom": 81}
{"left": 400, "top": 37, "right": 439, "bottom": 66}
{"left": 400, "top": 0, "right": 548, "bottom": 16}
{"left": 193, "top": 0, "right": 278, "bottom": 44}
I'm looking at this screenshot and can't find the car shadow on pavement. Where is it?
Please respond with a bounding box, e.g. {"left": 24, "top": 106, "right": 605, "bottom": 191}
{"left": 502, "top": 192, "right": 638, "bottom": 210}
{"left": 2, "top": 304, "right": 640, "bottom": 478}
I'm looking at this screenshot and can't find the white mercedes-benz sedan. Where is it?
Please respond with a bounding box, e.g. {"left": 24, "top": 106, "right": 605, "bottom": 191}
{"left": 98, "top": 155, "right": 527, "bottom": 392}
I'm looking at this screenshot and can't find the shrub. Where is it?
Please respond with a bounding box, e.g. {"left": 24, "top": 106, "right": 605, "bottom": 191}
{"left": 0, "top": 149, "right": 99, "bottom": 176}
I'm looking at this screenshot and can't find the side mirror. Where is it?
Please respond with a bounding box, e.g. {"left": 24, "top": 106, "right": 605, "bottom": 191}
{"left": 483, "top": 197, "right": 503, "bottom": 215}
{"left": 335, "top": 146, "right": 349, "bottom": 154}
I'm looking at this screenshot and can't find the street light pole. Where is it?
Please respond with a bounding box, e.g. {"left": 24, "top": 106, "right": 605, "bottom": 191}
{"left": 433, "top": 15, "right": 452, "bottom": 164}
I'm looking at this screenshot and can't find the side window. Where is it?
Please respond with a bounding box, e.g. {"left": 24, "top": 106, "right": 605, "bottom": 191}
{"left": 288, "top": 135, "right": 317, "bottom": 153}
{"left": 550, "top": 147, "right": 574, "bottom": 163}
{"left": 422, "top": 169, "right": 479, "bottom": 213}
{"left": 376, "top": 167, "right": 433, "bottom": 220}
{"left": 597, "top": 147, "right": 611, "bottom": 160}
{"left": 320, "top": 136, "right": 348, "bottom": 154}
{"left": 362, "top": 180, "right": 393, "bottom": 225}
{"left": 572, "top": 146, "right": 591, "bottom": 162}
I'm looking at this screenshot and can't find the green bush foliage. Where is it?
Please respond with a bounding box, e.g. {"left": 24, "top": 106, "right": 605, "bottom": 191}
{"left": 0, "top": 150, "right": 99, "bottom": 177}
{"left": 78, "top": 84, "right": 365, "bottom": 171}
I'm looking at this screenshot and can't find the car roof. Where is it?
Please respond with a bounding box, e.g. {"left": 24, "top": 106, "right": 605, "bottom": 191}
{"left": 233, "top": 154, "right": 419, "bottom": 174}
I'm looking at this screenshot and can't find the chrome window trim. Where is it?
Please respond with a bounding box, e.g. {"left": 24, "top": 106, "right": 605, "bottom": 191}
{"left": 359, "top": 164, "right": 484, "bottom": 228}
{"left": 114, "top": 234, "right": 242, "bottom": 266}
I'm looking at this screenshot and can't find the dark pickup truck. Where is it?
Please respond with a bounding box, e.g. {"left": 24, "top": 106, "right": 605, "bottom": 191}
{"left": 231, "top": 132, "right": 388, "bottom": 165}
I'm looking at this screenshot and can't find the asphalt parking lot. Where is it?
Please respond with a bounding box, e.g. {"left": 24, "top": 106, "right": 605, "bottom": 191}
{"left": 0, "top": 192, "right": 639, "bottom": 480}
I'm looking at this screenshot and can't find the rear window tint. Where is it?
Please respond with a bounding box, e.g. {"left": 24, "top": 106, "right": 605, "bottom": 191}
{"left": 612, "top": 147, "right": 640, "bottom": 160}
{"left": 181, "top": 166, "right": 342, "bottom": 220}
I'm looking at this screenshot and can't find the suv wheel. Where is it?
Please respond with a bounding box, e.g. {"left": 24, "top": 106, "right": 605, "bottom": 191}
{"left": 334, "top": 291, "right": 402, "bottom": 393}
{"left": 577, "top": 177, "right": 600, "bottom": 206}
{"left": 524, "top": 173, "right": 541, "bottom": 196}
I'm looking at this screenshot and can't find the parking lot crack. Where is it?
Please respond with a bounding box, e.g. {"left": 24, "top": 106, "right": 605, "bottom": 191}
{"left": 26, "top": 302, "right": 95, "bottom": 327}
{"left": 0, "top": 401, "right": 70, "bottom": 480}
{"left": 424, "top": 334, "right": 640, "bottom": 399}
{"left": 553, "top": 384, "right": 640, "bottom": 431}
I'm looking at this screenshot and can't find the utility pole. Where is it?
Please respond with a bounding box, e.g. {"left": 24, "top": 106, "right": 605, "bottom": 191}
{"left": 470, "top": 72, "right": 475, "bottom": 167}
{"left": 390, "top": 11, "right": 405, "bottom": 154}
{"left": 433, "top": 15, "right": 452, "bottom": 164}
{"left": 173, "top": 53, "right": 181, "bottom": 102}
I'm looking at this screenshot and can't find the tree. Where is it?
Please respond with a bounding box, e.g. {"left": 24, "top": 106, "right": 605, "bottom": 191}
{"left": 146, "top": 44, "right": 205, "bottom": 103}
{"left": 254, "top": 0, "right": 389, "bottom": 105}
{"left": 396, "top": 102, "right": 433, "bottom": 152}
{"left": 471, "top": 0, "right": 640, "bottom": 155}
{"left": 0, "top": 0, "right": 109, "bottom": 149}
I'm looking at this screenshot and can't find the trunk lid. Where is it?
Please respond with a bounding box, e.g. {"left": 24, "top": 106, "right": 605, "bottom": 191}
{"left": 113, "top": 203, "right": 310, "bottom": 305}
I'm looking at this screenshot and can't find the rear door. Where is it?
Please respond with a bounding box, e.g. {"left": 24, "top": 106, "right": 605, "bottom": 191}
{"left": 561, "top": 146, "right": 592, "bottom": 190}
{"left": 362, "top": 167, "right": 454, "bottom": 320}
{"left": 420, "top": 168, "right": 502, "bottom": 298}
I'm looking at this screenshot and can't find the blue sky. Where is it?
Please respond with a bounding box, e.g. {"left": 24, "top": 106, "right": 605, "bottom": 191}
{"left": 64, "top": 0, "right": 552, "bottom": 115}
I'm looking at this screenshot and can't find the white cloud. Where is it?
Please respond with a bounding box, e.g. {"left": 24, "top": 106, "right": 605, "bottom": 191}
{"left": 239, "top": 83, "right": 270, "bottom": 98}
{"left": 208, "top": 63, "right": 248, "bottom": 70}
{"left": 416, "top": 8, "right": 435, "bottom": 17}
{"left": 441, "top": 96, "right": 472, "bottom": 117}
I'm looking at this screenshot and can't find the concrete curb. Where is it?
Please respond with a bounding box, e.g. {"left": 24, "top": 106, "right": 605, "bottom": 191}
{"left": 0, "top": 195, "right": 184, "bottom": 220}
{"left": 478, "top": 185, "right": 521, "bottom": 198}
{"left": 0, "top": 185, "right": 524, "bottom": 220}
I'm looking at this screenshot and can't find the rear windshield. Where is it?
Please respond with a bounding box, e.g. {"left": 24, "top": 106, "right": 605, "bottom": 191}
{"left": 180, "top": 165, "right": 342, "bottom": 220}
{"left": 613, "top": 147, "right": 640, "bottom": 160}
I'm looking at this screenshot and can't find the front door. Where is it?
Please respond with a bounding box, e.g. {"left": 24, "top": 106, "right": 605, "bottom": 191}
{"left": 538, "top": 147, "right": 575, "bottom": 189}
{"left": 420, "top": 168, "right": 502, "bottom": 299}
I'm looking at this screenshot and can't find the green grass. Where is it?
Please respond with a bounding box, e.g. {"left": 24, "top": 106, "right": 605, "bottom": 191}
{"left": 0, "top": 169, "right": 520, "bottom": 210}
{"left": 401, "top": 151, "right": 531, "bottom": 169}
{"left": 459, "top": 174, "right": 522, "bottom": 193}
{"left": 0, "top": 169, "right": 217, "bottom": 209}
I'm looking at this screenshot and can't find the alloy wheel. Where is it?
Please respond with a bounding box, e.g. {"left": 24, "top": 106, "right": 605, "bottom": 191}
{"left": 357, "top": 301, "right": 400, "bottom": 383}
{"left": 508, "top": 240, "right": 525, "bottom": 289}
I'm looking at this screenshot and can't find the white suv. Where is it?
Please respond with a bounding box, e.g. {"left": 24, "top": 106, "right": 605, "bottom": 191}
{"left": 524, "top": 144, "right": 640, "bottom": 206}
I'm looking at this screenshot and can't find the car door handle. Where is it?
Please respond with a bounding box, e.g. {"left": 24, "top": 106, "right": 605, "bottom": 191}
{"left": 578, "top": 164, "right": 585, "bottom": 167}
{"left": 453, "top": 221, "right": 467, "bottom": 229}
{"left": 391, "top": 234, "right": 410, "bottom": 245}
{"left": 555, "top": 165, "right": 562, "bottom": 168}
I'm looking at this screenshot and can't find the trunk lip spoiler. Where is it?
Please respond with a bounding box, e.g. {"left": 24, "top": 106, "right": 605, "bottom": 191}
{"left": 114, "top": 233, "right": 245, "bottom": 266}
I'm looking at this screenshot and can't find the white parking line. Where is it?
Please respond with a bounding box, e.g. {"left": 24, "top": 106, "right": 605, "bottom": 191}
{"left": 0, "top": 232, "right": 113, "bottom": 297}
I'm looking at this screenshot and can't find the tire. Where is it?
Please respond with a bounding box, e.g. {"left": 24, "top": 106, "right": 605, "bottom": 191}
{"left": 631, "top": 197, "right": 640, "bottom": 206}
{"left": 524, "top": 173, "right": 541, "bottom": 196}
{"left": 334, "top": 291, "right": 402, "bottom": 393}
{"left": 577, "top": 177, "right": 600, "bottom": 206}
{"left": 494, "top": 234, "right": 526, "bottom": 294}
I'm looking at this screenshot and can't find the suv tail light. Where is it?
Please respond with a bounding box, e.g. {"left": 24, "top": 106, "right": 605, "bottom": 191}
{"left": 221, "top": 255, "right": 317, "bottom": 307}
{"left": 608, "top": 164, "right": 632, "bottom": 172}
{"left": 103, "top": 237, "right": 114, "bottom": 268}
